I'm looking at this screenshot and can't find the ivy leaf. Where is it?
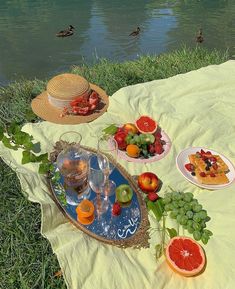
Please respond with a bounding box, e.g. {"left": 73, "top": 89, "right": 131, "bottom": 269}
{"left": 166, "top": 228, "right": 177, "bottom": 239}
{"left": 2, "top": 136, "right": 18, "bottom": 150}
{"left": 7, "top": 122, "right": 21, "bottom": 135}
{"left": 22, "top": 150, "right": 38, "bottom": 164}
{"left": 14, "top": 131, "right": 33, "bottom": 149}
{"left": 35, "top": 153, "right": 49, "bottom": 162}
{"left": 38, "top": 162, "right": 53, "bottom": 174}
{"left": 51, "top": 171, "right": 61, "bottom": 184}
{"left": 0, "top": 126, "right": 4, "bottom": 141}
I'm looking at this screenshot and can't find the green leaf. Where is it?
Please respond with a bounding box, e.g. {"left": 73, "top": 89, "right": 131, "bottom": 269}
{"left": 38, "top": 162, "right": 53, "bottom": 174}
{"left": 147, "top": 199, "right": 163, "bottom": 222}
{"left": 1, "top": 136, "right": 18, "bottom": 150}
{"left": 0, "top": 126, "right": 4, "bottom": 141}
{"left": 155, "top": 244, "right": 163, "bottom": 260}
{"left": 22, "top": 150, "right": 37, "bottom": 164}
{"left": 13, "top": 131, "right": 33, "bottom": 149}
{"left": 7, "top": 121, "right": 21, "bottom": 135}
{"left": 102, "top": 124, "right": 118, "bottom": 135}
{"left": 35, "top": 153, "right": 49, "bottom": 162}
{"left": 166, "top": 228, "right": 178, "bottom": 239}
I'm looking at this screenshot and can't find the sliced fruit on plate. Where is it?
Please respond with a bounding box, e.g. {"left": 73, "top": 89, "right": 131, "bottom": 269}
{"left": 165, "top": 236, "right": 206, "bottom": 277}
{"left": 135, "top": 115, "right": 157, "bottom": 134}
{"left": 116, "top": 184, "right": 133, "bottom": 205}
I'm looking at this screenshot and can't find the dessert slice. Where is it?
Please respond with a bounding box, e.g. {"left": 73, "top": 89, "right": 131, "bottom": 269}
{"left": 195, "top": 169, "right": 229, "bottom": 185}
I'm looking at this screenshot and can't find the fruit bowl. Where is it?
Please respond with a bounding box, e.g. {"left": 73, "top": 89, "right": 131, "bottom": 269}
{"left": 105, "top": 116, "right": 171, "bottom": 163}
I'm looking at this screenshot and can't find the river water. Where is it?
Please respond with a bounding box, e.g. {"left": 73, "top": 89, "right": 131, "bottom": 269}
{"left": 0, "top": 0, "right": 234, "bottom": 85}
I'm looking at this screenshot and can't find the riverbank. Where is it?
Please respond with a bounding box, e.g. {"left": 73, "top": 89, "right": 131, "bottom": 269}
{"left": 0, "top": 47, "right": 230, "bottom": 289}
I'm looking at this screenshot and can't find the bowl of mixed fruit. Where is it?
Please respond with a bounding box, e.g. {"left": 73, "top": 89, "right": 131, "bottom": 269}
{"left": 103, "top": 116, "right": 171, "bottom": 163}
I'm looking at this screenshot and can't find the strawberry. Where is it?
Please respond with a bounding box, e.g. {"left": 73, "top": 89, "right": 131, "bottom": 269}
{"left": 155, "top": 143, "right": 164, "bottom": 154}
{"left": 147, "top": 192, "right": 159, "bottom": 202}
{"left": 112, "top": 202, "right": 121, "bottom": 216}
{"left": 200, "top": 172, "right": 206, "bottom": 177}
{"left": 148, "top": 144, "right": 155, "bottom": 154}
{"left": 200, "top": 149, "right": 206, "bottom": 155}
{"left": 209, "top": 157, "right": 217, "bottom": 163}
{"left": 212, "top": 163, "right": 218, "bottom": 170}
{"left": 155, "top": 131, "right": 162, "bottom": 139}
{"left": 210, "top": 173, "right": 216, "bottom": 177}
{"left": 185, "top": 163, "right": 195, "bottom": 172}
{"left": 206, "top": 151, "right": 212, "bottom": 155}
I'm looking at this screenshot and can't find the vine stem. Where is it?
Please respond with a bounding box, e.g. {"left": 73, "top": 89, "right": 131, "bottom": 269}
{"left": 162, "top": 214, "right": 166, "bottom": 250}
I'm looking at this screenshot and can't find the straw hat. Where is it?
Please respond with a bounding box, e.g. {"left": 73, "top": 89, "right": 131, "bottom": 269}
{"left": 31, "top": 73, "right": 109, "bottom": 125}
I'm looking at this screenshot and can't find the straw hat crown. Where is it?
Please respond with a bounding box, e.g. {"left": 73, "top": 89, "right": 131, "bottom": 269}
{"left": 47, "top": 73, "right": 90, "bottom": 100}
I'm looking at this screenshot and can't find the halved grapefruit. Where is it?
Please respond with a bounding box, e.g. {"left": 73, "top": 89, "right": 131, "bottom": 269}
{"left": 135, "top": 116, "right": 157, "bottom": 134}
{"left": 165, "top": 236, "right": 206, "bottom": 277}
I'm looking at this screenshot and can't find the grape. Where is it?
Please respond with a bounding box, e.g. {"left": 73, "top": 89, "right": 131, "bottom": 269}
{"left": 203, "top": 229, "right": 213, "bottom": 236}
{"left": 164, "top": 193, "right": 172, "bottom": 199}
{"left": 162, "top": 197, "right": 171, "bottom": 205}
{"left": 170, "top": 211, "right": 177, "bottom": 219}
{"left": 183, "top": 192, "right": 193, "bottom": 202}
{"left": 130, "top": 138, "right": 136, "bottom": 144}
{"left": 200, "top": 220, "right": 206, "bottom": 229}
{"left": 205, "top": 216, "right": 211, "bottom": 222}
{"left": 199, "top": 210, "right": 207, "bottom": 220}
{"left": 176, "top": 215, "right": 182, "bottom": 223}
{"left": 201, "top": 235, "right": 209, "bottom": 245}
{"left": 172, "top": 201, "right": 179, "bottom": 209}
{"left": 164, "top": 204, "right": 172, "bottom": 211}
{"left": 193, "top": 204, "right": 203, "bottom": 213}
{"left": 172, "top": 192, "right": 181, "bottom": 201}
{"left": 168, "top": 204, "right": 174, "bottom": 211}
{"left": 178, "top": 200, "right": 185, "bottom": 207}
{"left": 187, "top": 219, "right": 193, "bottom": 227}
{"left": 180, "top": 216, "right": 188, "bottom": 226}
{"left": 179, "top": 207, "right": 186, "bottom": 215}
{"left": 193, "top": 222, "right": 201, "bottom": 231}
{"left": 187, "top": 226, "right": 194, "bottom": 234}
{"left": 193, "top": 214, "right": 201, "bottom": 223}
{"left": 193, "top": 230, "right": 202, "bottom": 241}
{"left": 133, "top": 135, "right": 140, "bottom": 143}
{"left": 186, "top": 210, "right": 194, "bottom": 219}
{"left": 184, "top": 203, "right": 191, "bottom": 211}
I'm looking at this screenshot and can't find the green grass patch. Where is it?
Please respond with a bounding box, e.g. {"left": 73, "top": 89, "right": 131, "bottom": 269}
{"left": 0, "top": 47, "right": 230, "bottom": 288}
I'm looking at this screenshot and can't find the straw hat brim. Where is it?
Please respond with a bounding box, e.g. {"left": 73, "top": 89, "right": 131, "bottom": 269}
{"left": 31, "top": 83, "right": 109, "bottom": 125}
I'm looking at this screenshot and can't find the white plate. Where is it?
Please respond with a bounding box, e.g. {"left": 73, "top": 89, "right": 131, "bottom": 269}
{"left": 176, "top": 147, "right": 235, "bottom": 190}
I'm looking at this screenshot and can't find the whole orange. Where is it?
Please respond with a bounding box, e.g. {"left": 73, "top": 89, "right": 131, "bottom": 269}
{"left": 122, "top": 123, "right": 139, "bottom": 134}
{"left": 126, "top": 144, "right": 140, "bottom": 158}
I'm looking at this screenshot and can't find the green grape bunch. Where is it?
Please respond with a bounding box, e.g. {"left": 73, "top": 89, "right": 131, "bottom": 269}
{"left": 162, "top": 191, "right": 213, "bottom": 244}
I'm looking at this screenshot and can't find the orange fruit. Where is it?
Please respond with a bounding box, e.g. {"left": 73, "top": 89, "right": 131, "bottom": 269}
{"left": 126, "top": 144, "right": 140, "bottom": 158}
{"left": 135, "top": 115, "right": 157, "bottom": 134}
{"left": 165, "top": 236, "right": 206, "bottom": 277}
{"left": 123, "top": 123, "right": 139, "bottom": 134}
{"left": 76, "top": 200, "right": 94, "bottom": 218}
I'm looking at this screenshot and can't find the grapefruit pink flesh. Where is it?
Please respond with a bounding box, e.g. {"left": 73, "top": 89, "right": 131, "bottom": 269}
{"left": 165, "top": 236, "right": 205, "bottom": 276}
{"left": 135, "top": 116, "right": 157, "bottom": 134}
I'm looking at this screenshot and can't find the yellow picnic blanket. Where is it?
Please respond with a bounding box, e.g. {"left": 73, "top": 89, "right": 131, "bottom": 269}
{"left": 1, "top": 60, "right": 235, "bottom": 289}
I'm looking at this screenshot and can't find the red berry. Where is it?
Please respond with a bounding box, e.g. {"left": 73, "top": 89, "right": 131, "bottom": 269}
{"left": 212, "top": 163, "right": 218, "bottom": 170}
{"left": 202, "top": 155, "right": 208, "bottom": 161}
{"left": 155, "top": 132, "right": 162, "bottom": 139}
{"left": 147, "top": 192, "right": 159, "bottom": 202}
{"left": 185, "top": 163, "right": 195, "bottom": 172}
{"left": 200, "top": 149, "right": 206, "bottom": 155}
{"left": 148, "top": 144, "right": 155, "bottom": 154}
{"left": 210, "top": 173, "right": 216, "bottom": 177}
{"left": 112, "top": 202, "right": 121, "bottom": 216}
{"left": 206, "top": 151, "right": 212, "bottom": 155}
{"left": 209, "top": 157, "right": 217, "bottom": 162}
{"left": 155, "top": 143, "right": 164, "bottom": 154}
{"left": 199, "top": 172, "right": 206, "bottom": 177}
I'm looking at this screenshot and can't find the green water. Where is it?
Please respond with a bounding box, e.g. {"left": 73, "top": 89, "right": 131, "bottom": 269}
{"left": 0, "top": 0, "right": 234, "bottom": 85}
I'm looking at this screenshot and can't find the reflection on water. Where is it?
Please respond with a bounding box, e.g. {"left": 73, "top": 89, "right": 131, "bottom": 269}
{"left": 0, "top": 0, "right": 234, "bottom": 85}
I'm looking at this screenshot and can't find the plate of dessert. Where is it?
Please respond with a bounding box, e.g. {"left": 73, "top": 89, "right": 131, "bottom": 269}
{"left": 176, "top": 147, "right": 235, "bottom": 189}
{"left": 104, "top": 116, "right": 171, "bottom": 163}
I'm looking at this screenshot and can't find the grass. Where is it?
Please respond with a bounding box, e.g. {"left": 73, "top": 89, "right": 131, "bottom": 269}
{"left": 0, "top": 47, "right": 230, "bottom": 288}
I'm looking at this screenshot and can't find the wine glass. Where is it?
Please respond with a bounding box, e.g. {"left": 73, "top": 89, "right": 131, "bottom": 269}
{"left": 88, "top": 154, "right": 109, "bottom": 218}
{"left": 97, "top": 136, "right": 118, "bottom": 197}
